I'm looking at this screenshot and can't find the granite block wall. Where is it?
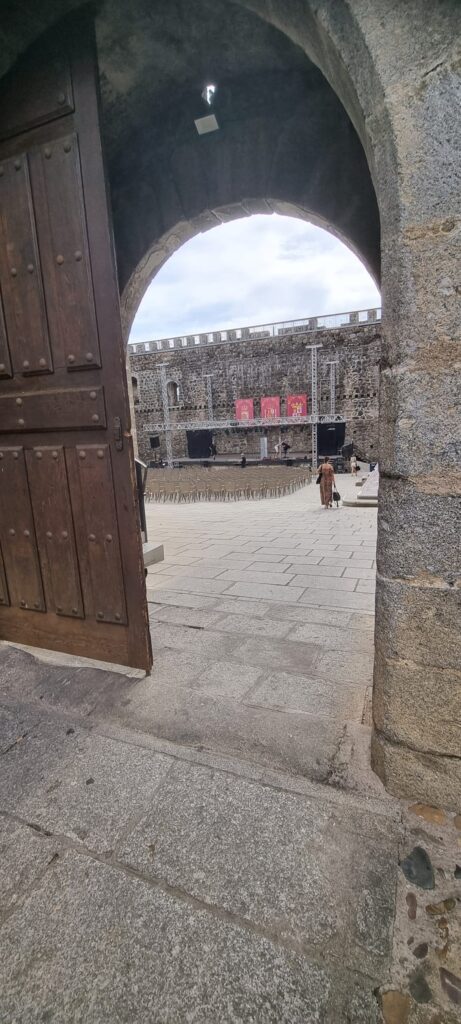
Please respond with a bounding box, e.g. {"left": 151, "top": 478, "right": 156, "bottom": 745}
{"left": 130, "top": 323, "right": 381, "bottom": 463}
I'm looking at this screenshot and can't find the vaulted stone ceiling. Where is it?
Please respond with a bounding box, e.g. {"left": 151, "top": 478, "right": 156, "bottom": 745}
{"left": 0, "top": 0, "right": 381, "bottom": 293}
{"left": 96, "top": 0, "right": 310, "bottom": 162}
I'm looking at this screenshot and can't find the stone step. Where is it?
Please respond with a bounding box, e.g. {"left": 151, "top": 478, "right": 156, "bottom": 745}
{"left": 143, "top": 541, "right": 164, "bottom": 566}
{"left": 342, "top": 498, "right": 378, "bottom": 508}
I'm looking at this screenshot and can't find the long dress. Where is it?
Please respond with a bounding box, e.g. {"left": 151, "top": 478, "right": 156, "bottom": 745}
{"left": 318, "top": 463, "right": 334, "bottom": 507}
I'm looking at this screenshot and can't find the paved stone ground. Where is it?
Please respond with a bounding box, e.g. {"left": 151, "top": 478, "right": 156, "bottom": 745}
{"left": 140, "top": 474, "right": 378, "bottom": 784}
{"left": 0, "top": 477, "right": 459, "bottom": 1023}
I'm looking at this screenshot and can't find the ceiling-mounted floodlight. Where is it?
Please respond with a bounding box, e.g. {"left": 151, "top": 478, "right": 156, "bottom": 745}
{"left": 202, "top": 83, "right": 217, "bottom": 106}
{"left": 194, "top": 113, "right": 219, "bottom": 135}
{"left": 195, "top": 83, "right": 219, "bottom": 135}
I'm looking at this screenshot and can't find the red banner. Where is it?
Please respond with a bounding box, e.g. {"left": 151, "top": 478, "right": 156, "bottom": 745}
{"left": 287, "top": 394, "right": 308, "bottom": 417}
{"left": 260, "top": 396, "right": 281, "bottom": 419}
{"left": 235, "top": 398, "right": 254, "bottom": 422}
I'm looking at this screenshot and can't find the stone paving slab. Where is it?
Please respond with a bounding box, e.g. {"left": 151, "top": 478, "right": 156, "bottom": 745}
{"left": 245, "top": 560, "right": 295, "bottom": 574}
{"left": 209, "top": 596, "right": 273, "bottom": 618}
{"left": 289, "top": 574, "right": 357, "bottom": 591}
{"left": 350, "top": 611, "right": 375, "bottom": 631}
{"left": 145, "top": 576, "right": 173, "bottom": 591}
{"left": 0, "top": 847, "right": 384, "bottom": 1024}
{"left": 147, "top": 590, "right": 218, "bottom": 609}
{"left": 343, "top": 566, "right": 376, "bottom": 579}
{"left": 0, "top": 646, "right": 133, "bottom": 717}
{"left": 244, "top": 551, "right": 288, "bottom": 563}
{"left": 218, "top": 568, "right": 295, "bottom": 586}
{"left": 191, "top": 660, "right": 264, "bottom": 699}
{"left": 256, "top": 546, "right": 321, "bottom": 558}
{"left": 148, "top": 560, "right": 187, "bottom": 573}
{"left": 283, "top": 562, "right": 346, "bottom": 576}
{"left": 161, "top": 563, "right": 231, "bottom": 579}
{"left": 232, "top": 636, "right": 321, "bottom": 675}
{"left": 319, "top": 555, "right": 375, "bottom": 567}
{"left": 150, "top": 552, "right": 200, "bottom": 566}
{"left": 233, "top": 541, "right": 264, "bottom": 553}
{"left": 315, "top": 649, "right": 374, "bottom": 685}
{"left": 244, "top": 670, "right": 366, "bottom": 721}
{"left": 298, "top": 589, "right": 375, "bottom": 611}
{"left": 224, "top": 581, "right": 305, "bottom": 602}
{"left": 149, "top": 621, "right": 241, "bottom": 657}
{"left": 129, "top": 647, "right": 215, "bottom": 688}
{"left": 211, "top": 613, "right": 294, "bottom": 639}
{"left": 356, "top": 579, "right": 376, "bottom": 593}
{"left": 112, "top": 680, "right": 346, "bottom": 780}
{"left": 0, "top": 716, "right": 171, "bottom": 853}
{"left": 0, "top": 816, "right": 58, "bottom": 917}
{"left": 0, "top": 700, "right": 43, "bottom": 754}
{"left": 252, "top": 539, "right": 306, "bottom": 551}
{"left": 263, "top": 604, "right": 359, "bottom": 627}
{"left": 118, "top": 761, "right": 397, "bottom": 974}
{"left": 288, "top": 621, "right": 372, "bottom": 652}
{"left": 205, "top": 555, "right": 258, "bottom": 568}
{"left": 149, "top": 576, "right": 232, "bottom": 596}
{"left": 148, "top": 604, "right": 225, "bottom": 629}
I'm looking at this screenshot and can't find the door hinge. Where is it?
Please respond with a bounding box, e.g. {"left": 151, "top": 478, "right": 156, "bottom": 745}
{"left": 113, "top": 416, "right": 123, "bottom": 451}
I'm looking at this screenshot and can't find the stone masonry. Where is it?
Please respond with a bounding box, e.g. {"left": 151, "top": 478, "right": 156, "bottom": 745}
{"left": 130, "top": 321, "right": 381, "bottom": 463}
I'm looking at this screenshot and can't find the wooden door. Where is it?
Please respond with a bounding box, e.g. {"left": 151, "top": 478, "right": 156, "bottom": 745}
{"left": 0, "top": 17, "right": 152, "bottom": 671}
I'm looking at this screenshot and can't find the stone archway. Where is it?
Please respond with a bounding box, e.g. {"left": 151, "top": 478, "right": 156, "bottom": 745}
{"left": 0, "top": 0, "right": 459, "bottom": 806}
{"left": 120, "top": 199, "right": 379, "bottom": 342}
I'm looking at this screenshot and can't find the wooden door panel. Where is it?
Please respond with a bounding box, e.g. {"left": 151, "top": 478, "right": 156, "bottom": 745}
{"left": 29, "top": 133, "right": 101, "bottom": 371}
{"left": 67, "top": 445, "right": 127, "bottom": 626}
{"left": 0, "top": 544, "right": 10, "bottom": 607}
{"left": 0, "top": 17, "right": 152, "bottom": 671}
{"left": 0, "top": 386, "right": 106, "bottom": 433}
{"left": 0, "top": 295, "right": 12, "bottom": 378}
{"left": 25, "top": 446, "right": 84, "bottom": 619}
{"left": 0, "top": 154, "right": 52, "bottom": 375}
{"left": 0, "top": 45, "right": 74, "bottom": 142}
{"left": 0, "top": 446, "right": 45, "bottom": 611}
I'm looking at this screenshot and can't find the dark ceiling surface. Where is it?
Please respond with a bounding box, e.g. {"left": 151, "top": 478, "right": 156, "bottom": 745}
{"left": 96, "top": 0, "right": 311, "bottom": 161}
{"left": 0, "top": 0, "right": 381, "bottom": 288}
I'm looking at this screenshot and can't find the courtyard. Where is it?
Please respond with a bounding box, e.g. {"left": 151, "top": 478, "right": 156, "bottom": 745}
{"left": 1, "top": 477, "right": 459, "bottom": 1023}
{"left": 143, "top": 472, "right": 377, "bottom": 776}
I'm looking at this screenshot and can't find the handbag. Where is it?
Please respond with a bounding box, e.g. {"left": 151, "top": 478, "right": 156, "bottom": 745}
{"left": 316, "top": 473, "right": 322, "bottom": 485}
{"left": 333, "top": 489, "right": 341, "bottom": 502}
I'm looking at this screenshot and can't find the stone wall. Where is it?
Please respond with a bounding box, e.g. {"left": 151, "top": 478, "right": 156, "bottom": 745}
{"left": 130, "top": 322, "right": 381, "bottom": 463}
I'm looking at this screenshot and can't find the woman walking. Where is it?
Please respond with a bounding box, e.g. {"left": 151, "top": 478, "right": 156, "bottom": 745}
{"left": 317, "top": 456, "right": 335, "bottom": 509}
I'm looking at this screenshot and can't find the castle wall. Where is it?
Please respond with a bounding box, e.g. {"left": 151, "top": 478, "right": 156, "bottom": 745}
{"left": 130, "top": 323, "right": 381, "bottom": 463}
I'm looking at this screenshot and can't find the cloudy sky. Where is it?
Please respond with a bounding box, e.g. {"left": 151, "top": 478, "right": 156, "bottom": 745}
{"left": 129, "top": 214, "right": 380, "bottom": 343}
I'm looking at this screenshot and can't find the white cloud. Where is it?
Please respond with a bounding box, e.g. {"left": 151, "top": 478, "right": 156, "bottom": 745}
{"left": 129, "top": 214, "right": 381, "bottom": 342}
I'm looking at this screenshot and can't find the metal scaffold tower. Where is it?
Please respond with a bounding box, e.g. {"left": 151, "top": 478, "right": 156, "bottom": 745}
{"left": 145, "top": 413, "right": 345, "bottom": 432}
{"left": 159, "top": 364, "right": 174, "bottom": 468}
{"left": 309, "top": 344, "right": 322, "bottom": 472}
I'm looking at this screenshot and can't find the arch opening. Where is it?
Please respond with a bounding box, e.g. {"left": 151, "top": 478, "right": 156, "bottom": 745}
{"left": 122, "top": 203, "right": 381, "bottom": 343}
{"left": 167, "top": 380, "right": 180, "bottom": 408}
{"left": 128, "top": 213, "right": 381, "bottom": 469}
{"left": 128, "top": 212, "right": 380, "bottom": 345}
